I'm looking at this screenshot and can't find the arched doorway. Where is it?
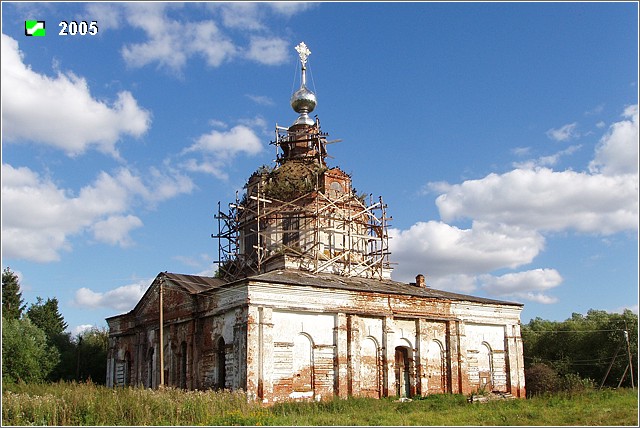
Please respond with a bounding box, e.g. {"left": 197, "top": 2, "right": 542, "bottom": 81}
{"left": 394, "top": 346, "right": 411, "bottom": 397}
{"left": 216, "top": 337, "right": 226, "bottom": 390}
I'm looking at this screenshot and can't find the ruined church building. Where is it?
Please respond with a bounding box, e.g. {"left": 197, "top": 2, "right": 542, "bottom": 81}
{"left": 106, "top": 42, "right": 526, "bottom": 401}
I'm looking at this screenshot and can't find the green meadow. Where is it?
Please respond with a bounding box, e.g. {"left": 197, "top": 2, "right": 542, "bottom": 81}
{"left": 2, "top": 381, "right": 638, "bottom": 426}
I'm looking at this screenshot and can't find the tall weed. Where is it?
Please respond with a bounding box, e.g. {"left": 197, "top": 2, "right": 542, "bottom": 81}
{"left": 3, "top": 381, "right": 638, "bottom": 426}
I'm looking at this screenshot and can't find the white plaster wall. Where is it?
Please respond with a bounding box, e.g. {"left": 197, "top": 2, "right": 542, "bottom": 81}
{"left": 463, "top": 323, "right": 508, "bottom": 391}
{"left": 271, "top": 310, "right": 335, "bottom": 345}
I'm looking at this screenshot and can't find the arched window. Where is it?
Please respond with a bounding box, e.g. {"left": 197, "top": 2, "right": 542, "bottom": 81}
{"left": 360, "top": 337, "right": 380, "bottom": 397}
{"left": 426, "top": 340, "right": 447, "bottom": 393}
{"left": 478, "top": 342, "right": 494, "bottom": 391}
{"left": 292, "top": 334, "right": 313, "bottom": 393}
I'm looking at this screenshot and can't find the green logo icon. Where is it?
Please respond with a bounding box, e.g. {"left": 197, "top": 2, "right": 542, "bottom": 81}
{"left": 25, "top": 20, "right": 46, "bottom": 37}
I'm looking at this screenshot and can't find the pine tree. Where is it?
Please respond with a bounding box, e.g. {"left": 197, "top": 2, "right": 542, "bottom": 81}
{"left": 2, "top": 267, "right": 25, "bottom": 320}
{"left": 26, "top": 297, "right": 68, "bottom": 339}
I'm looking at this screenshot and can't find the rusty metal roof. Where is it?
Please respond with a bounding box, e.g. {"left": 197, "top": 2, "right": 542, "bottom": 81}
{"left": 162, "top": 272, "right": 226, "bottom": 294}
{"left": 107, "top": 269, "right": 522, "bottom": 323}
{"left": 162, "top": 269, "right": 522, "bottom": 306}
{"left": 247, "top": 270, "right": 524, "bottom": 307}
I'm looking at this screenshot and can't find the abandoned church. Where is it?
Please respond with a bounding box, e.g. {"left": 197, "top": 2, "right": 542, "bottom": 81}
{"left": 106, "top": 42, "right": 526, "bottom": 401}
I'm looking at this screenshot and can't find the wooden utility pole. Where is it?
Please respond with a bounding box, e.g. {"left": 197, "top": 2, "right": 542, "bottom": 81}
{"left": 159, "top": 278, "right": 164, "bottom": 388}
{"left": 624, "top": 324, "right": 634, "bottom": 389}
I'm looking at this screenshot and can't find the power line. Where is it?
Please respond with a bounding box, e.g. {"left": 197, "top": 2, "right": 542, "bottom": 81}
{"left": 523, "top": 328, "right": 628, "bottom": 334}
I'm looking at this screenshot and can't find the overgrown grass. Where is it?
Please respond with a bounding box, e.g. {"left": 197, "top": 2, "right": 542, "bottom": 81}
{"left": 3, "top": 381, "right": 638, "bottom": 426}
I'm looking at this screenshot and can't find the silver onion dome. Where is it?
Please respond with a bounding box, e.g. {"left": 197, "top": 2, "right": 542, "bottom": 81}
{"left": 290, "top": 85, "right": 316, "bottom": 114}
{"left": 290, "top": 42, "right": 316, "bottom": 127}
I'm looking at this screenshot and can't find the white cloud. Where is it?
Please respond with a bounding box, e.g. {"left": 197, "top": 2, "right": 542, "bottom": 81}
{"left": 389, "top": 221, "right": 545, "bottom": 282}
{"left": 246, "top": 94, "right": 275, "bottom": 106}
{"left": 91, "top": 215, "right": 144, "bottom": 247}
{"left": 73, "top": 280, "right": 149, "bottom": 311}
{"left": 267, "top": 2, "right": 317, "bottom": 17}
{"left": 187, "top": 124, "right": 262, "bottom": 158}
{"left": 511, "top": 147, "right": 531, "bottom": 157}
{"left": 479, "top": 269, "right": 562, "bottom": 304}
{"left": 546, "top": 122, "right": 579, "bottom": 141}
{"left": 589, "top": 104, "right": 639, "bottom": 176}
{"left": 72, "top": 324, "right": 95, "bottom": 336}
{"left": 585, "top": 104, "right": 604, "bottom": 116}
{"left": 115, "top": 3, "right": 312, "bottom": 72}
{"left": 120, "top": 4, "right": 190, "bottom": 72}
{"left": 84, "top": 3, "right": 122, "bottom": 30}
{"left": 181, "top": 124, "right": 263, "bottom": 180}
{"left": 246, "top": 37, "right": 289, "bottom": 65}
{"left": 512, "top": 145, "right": 582, "bottom": 169}
{"left": 611, "top": 304, "right": 639, "bottom": 315}
{"left": 1, "top": 164, "right": 194, "bottom": 263}
{"left": 1, "top": 34, "right": 150, "bottom": 157}
{"left": 214, "top": 2, "right": 265, "bottom": 30}
{"left": 121, "top": 4, "right": 237, "bottom": 72}
{"left": 393, "top": 104, "right": 639, "bottom": 303}
{"left": 425, "top": 274, "right": 479, "bottom": 294}
{"left": 186, "top": 20, "right": 237, "bottom": 68}
{"left": 433, "top": 168, "right": 637, "bottom": 235}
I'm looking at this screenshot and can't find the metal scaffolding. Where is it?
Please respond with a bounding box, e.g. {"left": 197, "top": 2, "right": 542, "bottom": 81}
{"left": 213, "top": 124, "right": 392, "bottom": 282}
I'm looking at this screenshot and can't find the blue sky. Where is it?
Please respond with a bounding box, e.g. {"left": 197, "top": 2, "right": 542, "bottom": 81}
{"left": 1, "top": 2, "right": 638, "bottom": 335}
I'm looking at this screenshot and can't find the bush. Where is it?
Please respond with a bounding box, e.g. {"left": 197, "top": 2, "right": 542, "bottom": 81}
{"left": 525, "top": 363, "right": 559, "bottom": 397}
{"left": 559, "top": 373, "right": 595, "bottom": 394}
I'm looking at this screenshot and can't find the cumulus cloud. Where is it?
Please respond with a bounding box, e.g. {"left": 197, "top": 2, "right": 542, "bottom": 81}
{"left": 85, "top": 3, "right": 123, "bottom": 30}
{"left": 589, "top": 104, "right": 639, "bottom": 176}
{"left": 214, "top": 2, "right": 265, "bottom": 30}
{"left": 546, "top": 122, "right": 579, "bottom": 141}
{"left": 91, "top": 215, "right": 144, "bottom": 247}
{"left": 121, "top": 3, "right": 238, "bottom": 72}
{"left": 1, "top": 34, "right": 150, "bottom": 157}
{"left": 246, "top": 37, "right": 289, "bottom": 65}
{"left": 1, "top": 164, "right": 194, "bottom": 262}
{"left": 119, "top": 3, "right": 296, "bottom": 72}
{"left": 389, "top": 221, "right": 545, "bottom": 281}
{"left": 479, "top": 269, "right": 562, "bottom": 304}
{"left": 181, "top": 124, "right": 263, "bottom": 180}
{"left": 424, "top": 274, "right": 479, "bottom": 294}
{"left": 433, "top": 168, "right": 637, "bottom": 235}
{"left": 391, "top": 104, "right": 638, "bottom": 304}
{"left": 73, "top": 279, "right": 149, "bottom": 311}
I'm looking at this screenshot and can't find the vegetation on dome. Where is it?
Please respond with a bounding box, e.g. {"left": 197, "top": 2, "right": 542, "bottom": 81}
{"left": 242, "top": 160, "right": 328, "bottom": 203}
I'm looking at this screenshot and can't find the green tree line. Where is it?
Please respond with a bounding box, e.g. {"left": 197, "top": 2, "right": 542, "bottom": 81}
{"left": 2, "top": 267, "right": 108, "bottom": 384}
{"left": 522, "top": 309, "right": 638, "bottom": 395}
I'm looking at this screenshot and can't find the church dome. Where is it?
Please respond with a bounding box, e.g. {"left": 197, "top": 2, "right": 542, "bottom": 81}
{"left": 290, "top": 85, "right": 317, "bottom": 114}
